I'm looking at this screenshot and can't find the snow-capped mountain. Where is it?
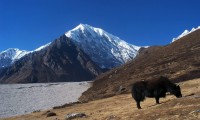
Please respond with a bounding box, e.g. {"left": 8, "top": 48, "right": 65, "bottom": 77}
{"left": 0, "top": 48, "right": 30, "bottom": 68}
{"left": 0, "top": 35, "right": 103, "bottom": 83}
{"left": 65, "top": 24, "right": 141, "bottom": 68}
{"left": 0, "top": 43, "right": 52, "bottom": 68}
{"left": 172, "top": 26, "right": 200, "bottom": 42}
{"left": 0, "top": 24, "right": 141, "bottom": 70}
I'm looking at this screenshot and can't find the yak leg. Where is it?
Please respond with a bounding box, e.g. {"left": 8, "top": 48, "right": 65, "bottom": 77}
{"left": 154, "top": 90, "right": 161, "bottom": 104}
{"left": 136, "top": 101, "right": 141, "bottom": 109}
{"left": 155, "top": 97, "right": 160, "bottom": 104}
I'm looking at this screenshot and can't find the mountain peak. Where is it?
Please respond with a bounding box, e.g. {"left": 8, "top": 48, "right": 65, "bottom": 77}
{"left": 70, "top": 24, "right": 93, "bottom": 32}
{"left": 74, "top": 23, "right": 86, "bottom": 30}
{"left": 1, "top": 48, "right": 19, "bottom": 53}
{"left": 78, "top": 23, "right": 91, "bottom": 28}
{"left": 65, "top": 24, "right": 141, "bottom": 68}
{"left": 0, "top": 48, "right": 30, "bottom": 68}
{"left": 0, "top": 48, "right": 30, "bottom": 59}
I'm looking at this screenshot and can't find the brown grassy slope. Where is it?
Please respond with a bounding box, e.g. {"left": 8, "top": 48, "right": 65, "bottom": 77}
{"left": 3, "top": 78, "right": 200, "bottom": 120}
{"left": 79, "top": 29, "right": 200, "bottom": 102}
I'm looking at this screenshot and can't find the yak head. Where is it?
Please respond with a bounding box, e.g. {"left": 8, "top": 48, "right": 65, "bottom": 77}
{"left": 171, "top": 85, "right": 182, "bottom": 98}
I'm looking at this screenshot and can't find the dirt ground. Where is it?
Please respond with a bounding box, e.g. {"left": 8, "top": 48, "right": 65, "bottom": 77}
{"left": 2, "top": 78, "right": 200, "bottom": 120}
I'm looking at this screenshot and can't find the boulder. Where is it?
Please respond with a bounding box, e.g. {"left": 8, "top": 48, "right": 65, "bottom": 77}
{"left": 65, "top": 113, "right": 87, "bottom": 120}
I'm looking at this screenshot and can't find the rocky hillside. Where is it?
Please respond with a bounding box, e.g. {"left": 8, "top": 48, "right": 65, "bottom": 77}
{"left": 79, "top": 29, "right": 200, "bottom": 102}
{"left": 0, "top": 35, "right": 102, "bottom": 83}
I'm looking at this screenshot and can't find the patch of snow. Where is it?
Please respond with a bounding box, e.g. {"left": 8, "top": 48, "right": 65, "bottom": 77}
{"left": 13, "top": 49, "right": 30, "bottom": 60}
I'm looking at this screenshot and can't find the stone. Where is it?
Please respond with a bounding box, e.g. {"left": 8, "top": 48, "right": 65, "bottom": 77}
{"left": 46, "top": 112, "right": 57, "bottom": 117}
{"left": 65, "top": 113, "right": 87, "bottom": 120}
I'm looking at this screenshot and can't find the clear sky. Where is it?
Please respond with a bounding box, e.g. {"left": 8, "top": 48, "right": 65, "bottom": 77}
{"left": 0, "top": 0, "right": 200, "bottom": 52}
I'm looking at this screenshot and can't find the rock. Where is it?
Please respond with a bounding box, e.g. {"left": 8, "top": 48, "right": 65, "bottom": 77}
{"left": 190, "top": 109, "right": 200, "bottom": 115}
{"left": 195, "top": 109, "right": 200, "bottom": 113}
{"left": 118, "top": 86, "right": 126, "bottom": 93}
{"left": 46, "top": 112, "right": 57, "bottom": 117}
{"left": 42, "top": 110, "right": 51, "bottom": 115}
{"left": 194, "top": 95, "right": 200, "bottom": 98}
{"left": 32, "top": 110, "right": 40, "bottom": 113}
{"left": 109, "top": 75, "right": 112, "bottom": 78}
{"left": 65, "top": 113, "right": 87, "bottom": 120}
{"left": 53, "top": 101, "right": 83, "bottom": 109}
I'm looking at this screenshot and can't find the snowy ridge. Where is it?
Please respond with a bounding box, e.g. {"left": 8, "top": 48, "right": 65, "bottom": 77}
{"left": 0, "top": 48, "right": 30, "bottom": 60}
{"left": 33, "top": 42, "right": 51, "bottom": 52}
{"left": 66, "top": 24, "right": 141, "bottom": 68}
{"left": 0, "top": 43, "right": 52, "bottom": 68}
{"left": 0, "top": 48, "right": 30, "bottom": 68}
{"left": 172, "top": 26, "right": 200, "bottom": 42}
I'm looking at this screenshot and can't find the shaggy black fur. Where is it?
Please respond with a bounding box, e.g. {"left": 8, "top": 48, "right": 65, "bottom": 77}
{"left": 132, "top": 76, "right": 182, "bottom": 109}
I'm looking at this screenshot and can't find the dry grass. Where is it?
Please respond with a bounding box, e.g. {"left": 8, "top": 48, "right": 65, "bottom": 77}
{"left": 2, "top": 78, "right": 200, "bottom": 120}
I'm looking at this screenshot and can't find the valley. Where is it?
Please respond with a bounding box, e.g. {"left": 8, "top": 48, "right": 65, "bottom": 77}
{"left": 1, "top": 1, "right": 200, "bottom": 120}
{"left": 1, "top": 25, "right": 200, "bottom": 120}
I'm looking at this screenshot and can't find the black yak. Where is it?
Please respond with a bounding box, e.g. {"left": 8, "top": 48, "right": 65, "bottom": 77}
{"left": 132, "top": 76, "right": 182, "bottom": 109}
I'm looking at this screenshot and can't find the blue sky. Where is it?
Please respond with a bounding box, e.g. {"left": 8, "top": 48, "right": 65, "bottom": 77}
{"left": 0, "top": 0, "right": 200, "bottom": 51}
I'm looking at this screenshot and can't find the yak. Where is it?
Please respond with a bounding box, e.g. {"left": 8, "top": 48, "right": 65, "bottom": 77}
{"left": 132, "top": 76, "right": 182, "bottom": 109}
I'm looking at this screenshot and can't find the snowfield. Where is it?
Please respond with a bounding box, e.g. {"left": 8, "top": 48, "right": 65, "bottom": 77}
{"left": 0, "top": 82, "right": 91, "bottom": 118}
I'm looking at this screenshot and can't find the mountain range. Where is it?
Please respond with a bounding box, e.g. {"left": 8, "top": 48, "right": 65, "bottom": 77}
{"left": 0, "top": 24, "right": 141, "bottom": 83}
{"left": 1, "top": 24, "right": 199, "bottom": 84}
